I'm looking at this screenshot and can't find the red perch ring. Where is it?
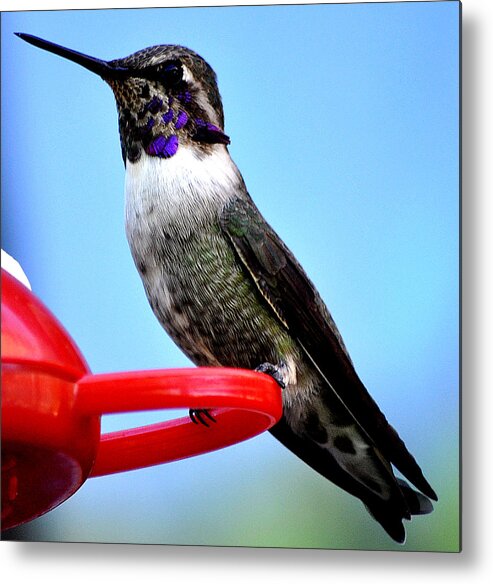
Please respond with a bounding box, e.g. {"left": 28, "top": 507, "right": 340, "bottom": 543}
{"left": 1, "top": 268, "right": 282, "bottom": 530}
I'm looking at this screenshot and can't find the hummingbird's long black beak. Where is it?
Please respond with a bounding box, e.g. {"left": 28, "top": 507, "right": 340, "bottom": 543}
{"left": 15, "top": 32, "right": 129, "bottom": 79}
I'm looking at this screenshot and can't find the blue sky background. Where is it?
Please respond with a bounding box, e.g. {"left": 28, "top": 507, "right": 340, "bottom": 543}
{"left": 1, "top": 2, "right": 459, "bottom": 551}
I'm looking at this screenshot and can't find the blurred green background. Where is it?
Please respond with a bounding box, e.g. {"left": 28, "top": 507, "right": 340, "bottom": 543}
{"left": 1, "top": 2, "right": 459, "bottom": 551}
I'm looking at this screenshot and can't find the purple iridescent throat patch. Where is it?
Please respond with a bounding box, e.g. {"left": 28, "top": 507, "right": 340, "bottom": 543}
{"left": 145, "top": 134, "right": 179, "bottom": 158}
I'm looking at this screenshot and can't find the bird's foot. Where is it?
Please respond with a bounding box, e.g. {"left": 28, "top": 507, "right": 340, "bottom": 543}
{"left": 189, "top": 408, "right": 216, "bottom": 427}
{"left": 255, "top": 361, "right": 287, "bottom": 389}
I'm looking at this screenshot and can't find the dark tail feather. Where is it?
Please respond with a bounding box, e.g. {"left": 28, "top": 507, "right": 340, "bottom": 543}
{"left": 270, "top": 418, "right": 435, "bottom": 544}
{"left": 396, "top": 478, "right": 434, "bottom": 515}
{"left": 364, "top": 480, "right": 434, "bottom": 543}
{"left": 384, "top": 423, "right": 438, "bottom": 501}
{"left": 318, "top": 377, "right": 438, "bottom": 502}
{"left": 363, "top": 504, "right": 407, "bottom": 544}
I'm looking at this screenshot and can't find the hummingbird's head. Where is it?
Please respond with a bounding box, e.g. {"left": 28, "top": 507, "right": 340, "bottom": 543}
{"left": 15, "top": 33, "right": 230, "bottom": 164}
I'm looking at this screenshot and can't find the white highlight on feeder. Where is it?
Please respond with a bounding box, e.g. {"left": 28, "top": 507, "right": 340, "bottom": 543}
{"left": 1, "top": 249, "right": 32, "bottom": 290}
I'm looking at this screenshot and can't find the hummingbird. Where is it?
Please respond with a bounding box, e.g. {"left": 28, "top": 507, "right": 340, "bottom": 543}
{"left": 16, "top": 33, "right": 437, "bottom": 543}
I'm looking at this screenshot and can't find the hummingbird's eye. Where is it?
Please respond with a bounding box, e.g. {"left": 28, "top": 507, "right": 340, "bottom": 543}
{"left": 159, "top": 61, "right": 183, "bottom": 87}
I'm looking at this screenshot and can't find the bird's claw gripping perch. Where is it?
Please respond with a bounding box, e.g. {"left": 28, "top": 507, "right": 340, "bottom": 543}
{"left": 189, "top": 408, "right": 217, "bottom": 427}
{"left": 255, "top": 362, "right": 287, "bottom": 389}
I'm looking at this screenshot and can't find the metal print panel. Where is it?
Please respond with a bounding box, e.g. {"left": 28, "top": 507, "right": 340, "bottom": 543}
{"left": 1, "top": 1, "right": 460, "bottom": 551}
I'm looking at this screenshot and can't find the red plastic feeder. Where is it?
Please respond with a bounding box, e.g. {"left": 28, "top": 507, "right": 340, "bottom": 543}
{"left": 1, "top": 268, "right": 282, "bottom": 531}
